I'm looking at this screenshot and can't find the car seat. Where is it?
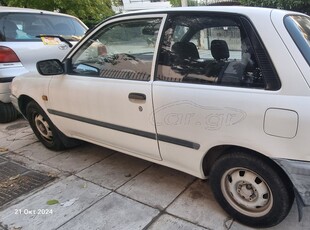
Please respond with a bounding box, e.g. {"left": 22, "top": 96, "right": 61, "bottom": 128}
{"left": 171, "top": 41, "right": 200, "bottom": 63}
{"left": 211, "top": 39, "right": 230, "bottom": 61}
{"left": 54, "top": 23, "right": 72, "bottom": 35}
{"left": 206, "top": 39, "right": 230, "bottom": 83}
{"left": 25, "top": 25, "right": 45, "bottom": 36}
{"left": 4, "top": 21, "right": 18, "bottom": 40}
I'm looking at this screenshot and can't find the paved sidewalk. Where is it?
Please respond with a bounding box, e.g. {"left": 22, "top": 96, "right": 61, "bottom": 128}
{"left": 0, "top": 119, "right": 309, "bottom": 230}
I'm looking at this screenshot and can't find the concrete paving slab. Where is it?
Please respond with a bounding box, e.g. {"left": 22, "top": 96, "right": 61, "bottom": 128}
{"left": 230, "top": 201, "right": 310, "bottom": 230}
{"left": 167, "top": 179, "right": 231, "bottom": 230}
{"left": 4, "top": 120, "right": 29, "bottom": 132}
{"left": 0, "top": 175, "right": 110, "bottom": 230}
{"left": 0, "top": 120, "right": 37, "bottom": 152}
{"left": 0, "top": 134, "right": 38, "bottom": 151}
{"left": 14, "top": 142, "right": 63, "bottom": 163}
{"left": 0, "top": 121, "right": 10, "bottom": 139}
{"left": 0, "top": 119, "right": 28, "bottom": 134}
{"left": 77, "top": 152, "right": 152, "bottom": 190}
{"left": 0, "top": 132, "right": 7, "bottom": 139}
{"left": 117, "top": 164, "right": 195, "bottom": 210}
{"left": 147, "top": 214, "right": 208, "bottom": 230}
{"left": 2, "top": 121, "right": 33, "bottom": 140}
{"left": 43, "top": 144, "right": 114, "bottom": 173}
{"left": 58, "top": 192, "right": 159, "bottom": 230}
{"left": 0, "top": 133, "right": 38, "bottom": 152}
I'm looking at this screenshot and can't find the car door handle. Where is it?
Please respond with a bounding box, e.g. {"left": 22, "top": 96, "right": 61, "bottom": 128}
{"left": 128, "top": 93, "right": 146, "bottom": 101}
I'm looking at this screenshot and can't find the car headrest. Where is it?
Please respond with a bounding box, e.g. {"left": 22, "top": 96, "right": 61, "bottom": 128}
{"left": 172, "top": 41, "right": 200, "bottom": 61}
{"left": 211, "top": 40, "right": 230, "bottom": 61}
{"left": 4, "top": 21, "right": 18, "bottom": 38}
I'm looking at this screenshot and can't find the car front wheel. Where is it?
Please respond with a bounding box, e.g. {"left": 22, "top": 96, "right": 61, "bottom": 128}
{"left": 209, "top": 150, "right": 294, "bottom": 228}
{"left": 26, "top": 101, "right": 66, "bottom": 150}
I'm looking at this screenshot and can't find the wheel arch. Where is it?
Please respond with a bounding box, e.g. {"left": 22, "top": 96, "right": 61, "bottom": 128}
{"left": 18, "top": 95, "right": 38, "bottom": 117}
{"left": 21, "top": 98, "right": 81, "bottom": 149}
{"left": 202, "top": 145, "right": 294, "bottom": 192}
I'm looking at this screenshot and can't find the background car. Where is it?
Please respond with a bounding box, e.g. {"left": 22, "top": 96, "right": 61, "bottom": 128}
{"left": 0, "top": 6, "right": 87, "bottom": 123}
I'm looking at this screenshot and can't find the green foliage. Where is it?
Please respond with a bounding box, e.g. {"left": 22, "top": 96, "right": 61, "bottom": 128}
{"left": 170, "top": 0, "right": 181, "bottom": 7}
{"left": 111, "top": 0, "right": 123, "bottom": 7}
{"left": 1, "top": 0, "right": 115, "bottom": 26}
{"left": 239, "top": 0, "right": 309, "bottom": 14}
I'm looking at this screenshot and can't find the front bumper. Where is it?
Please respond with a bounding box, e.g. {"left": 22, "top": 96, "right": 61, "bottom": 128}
{"left": 274, "top": 158, "right": 310, "bottom": 206}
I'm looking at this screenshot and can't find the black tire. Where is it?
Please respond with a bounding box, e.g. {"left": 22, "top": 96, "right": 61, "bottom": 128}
{"left": 26, "top": 101, "right": 67, "bottom": 150}
{"left": 209, "top": 150, "right": 294, "bottom": 228}
{"left": 0, "top": 102, "right": 19, "bottom": 123}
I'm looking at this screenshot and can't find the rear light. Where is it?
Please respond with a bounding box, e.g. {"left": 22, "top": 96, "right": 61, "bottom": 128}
{"left": 0, "top": 46, "right": 20, "bottom": 63}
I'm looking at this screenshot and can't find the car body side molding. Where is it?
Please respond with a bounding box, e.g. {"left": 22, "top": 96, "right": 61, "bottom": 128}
{"left": 47, "top": 109, "right": 200, "bottom": 150}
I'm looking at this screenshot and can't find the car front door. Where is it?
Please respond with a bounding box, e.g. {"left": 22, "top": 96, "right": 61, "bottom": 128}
{"left": 47, "top": 15, "right": 165, "bottom": 160}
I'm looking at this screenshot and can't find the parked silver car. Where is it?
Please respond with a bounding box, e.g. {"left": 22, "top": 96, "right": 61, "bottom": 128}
{"left": 0, "top": 6, "right": 87, "bottom": 123}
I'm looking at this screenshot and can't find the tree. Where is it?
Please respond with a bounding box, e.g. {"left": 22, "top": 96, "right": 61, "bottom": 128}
{"left": 1, "top": 0, "right": 115, "bottom": 26}
{"left": 169, "top": 0, "right": 181, "bottom": 6}
{"left": 239, "top": 0, "right": 309, "bottom": 14}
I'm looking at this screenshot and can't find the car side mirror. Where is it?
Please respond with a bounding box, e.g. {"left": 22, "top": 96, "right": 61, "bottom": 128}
{"left": 36, "top": 59, "right": 64, "bottom": 75}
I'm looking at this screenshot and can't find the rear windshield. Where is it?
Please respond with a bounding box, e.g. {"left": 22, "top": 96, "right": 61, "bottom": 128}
{"left": 284, "top": 15, "right": 310, "bottom": 66}
{"left": 0, "top": 12, "right": 87, "bottom": 42}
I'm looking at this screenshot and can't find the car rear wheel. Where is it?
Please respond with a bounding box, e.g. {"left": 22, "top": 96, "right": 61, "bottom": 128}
{"left": 0, "top": 102, "right": 19, "bottom": 123}
{"left": 209, "top": 150, "right": 294, "bottom": 228}
{"left": 26, "top": 101, "right": 66, "bottom": 150}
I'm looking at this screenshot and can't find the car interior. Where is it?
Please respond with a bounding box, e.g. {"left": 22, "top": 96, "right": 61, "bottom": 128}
{"left": 157, "top": 15, "right": 265, "bottom": 89}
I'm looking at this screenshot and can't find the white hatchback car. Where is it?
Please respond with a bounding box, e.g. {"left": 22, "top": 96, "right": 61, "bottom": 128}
{"left": 10, "top": 6, "right": 310, "bottom": 228}
{"left": 0, "top": 6, "right": 87, "bottom": 123}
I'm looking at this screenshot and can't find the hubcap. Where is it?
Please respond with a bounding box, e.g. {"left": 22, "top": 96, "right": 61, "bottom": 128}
{"left": 221, "top": 167, "right": 273, "bottom": 217}
{"left": 34, "top": 114, "right": 53, "bottom": 141}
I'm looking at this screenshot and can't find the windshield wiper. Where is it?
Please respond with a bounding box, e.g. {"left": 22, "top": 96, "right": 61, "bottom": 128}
{"left": 36, "top": 35, "right": 73, "bottom": 48}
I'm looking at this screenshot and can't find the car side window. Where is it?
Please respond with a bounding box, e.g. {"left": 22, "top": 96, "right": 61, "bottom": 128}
{"left": 157, "top": 15, "right": 278, "bottom": 90}
{"left": 70, "top": 18, "right": 162, "bottom": 81}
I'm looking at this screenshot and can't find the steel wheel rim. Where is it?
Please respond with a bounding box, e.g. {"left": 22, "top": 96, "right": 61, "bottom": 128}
{"left": 34, "top": 114, "right": 53, "bottom": 142}
{"left": 220, "top": 167, "right": 273, "bottom": 217}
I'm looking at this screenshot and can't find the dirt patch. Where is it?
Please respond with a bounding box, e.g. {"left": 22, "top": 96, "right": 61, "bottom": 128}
{"left": 5, "top": 121, "right": 29, "bottom": 131}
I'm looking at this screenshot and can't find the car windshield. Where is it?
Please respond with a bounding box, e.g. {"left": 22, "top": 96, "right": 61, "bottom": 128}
{"left": 284, "top": 15, "right": 310, "bottom": 65}
{"left": 0, "top": 12, "right": 87, "bottom": 41}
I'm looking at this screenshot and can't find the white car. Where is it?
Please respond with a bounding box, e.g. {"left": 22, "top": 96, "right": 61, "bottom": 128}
{"left": 10, "top": 6, "right": 310, "bottom": 228}
{"left": 0, "top": 6, "right": 87, "bottom": 123}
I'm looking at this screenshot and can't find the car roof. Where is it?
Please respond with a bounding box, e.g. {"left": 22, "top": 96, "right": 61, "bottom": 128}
{"left": 116, "top": 6, "right": 300, "bottom": 18}
{"left": 0, "top": 6, "right": 77, "bottom": 18}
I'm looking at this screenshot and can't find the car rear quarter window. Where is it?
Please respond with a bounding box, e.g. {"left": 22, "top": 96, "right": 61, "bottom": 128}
{"left": 156, "top": 14, "right": 280, "bottom": 90}
{"left": 0, "top": 12, "right": 86, "bottom": 42}
{"left": 284, "top": 15, "right": 310, "bottom": 66}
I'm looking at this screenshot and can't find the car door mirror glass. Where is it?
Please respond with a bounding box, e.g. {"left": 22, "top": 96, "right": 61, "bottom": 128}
{"left": 75, "top": 63, "right": 99, "bottom": 75}
{"left": 36, "top": 59, "right": 64, "bottom": 75}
